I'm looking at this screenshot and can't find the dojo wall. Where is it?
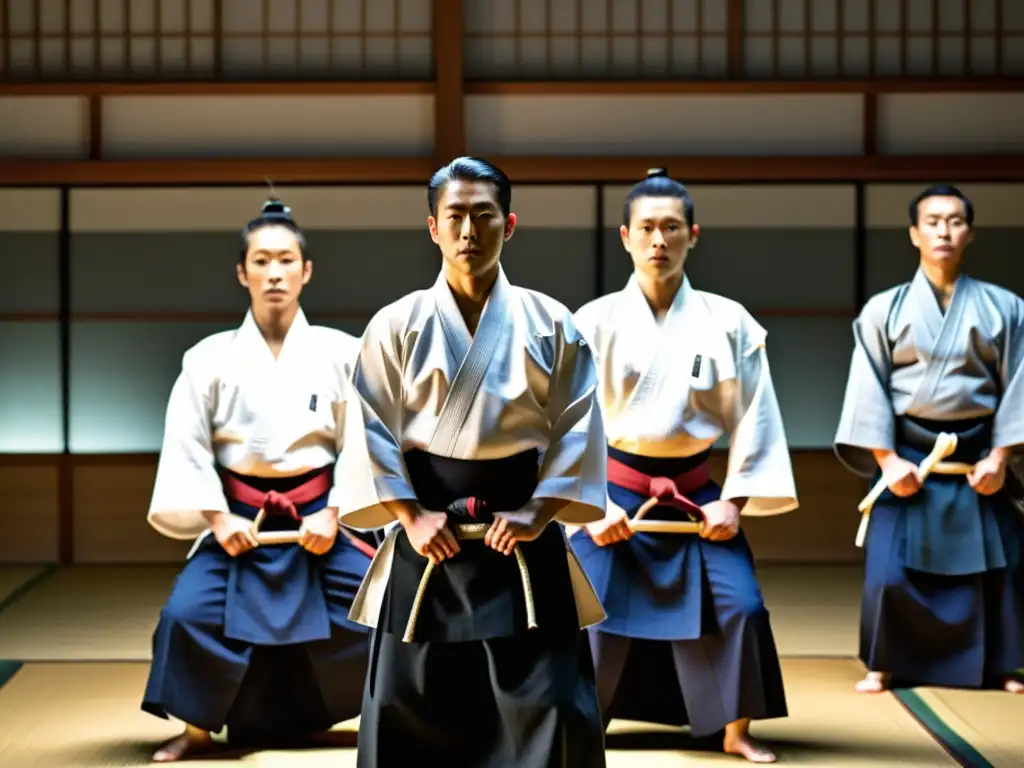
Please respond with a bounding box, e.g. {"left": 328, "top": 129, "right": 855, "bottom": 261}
{"left": 7, "top": 89, "right": 1024, "bottom": 163}
{"left": 6, "top": 0, "right": 1024, "bottom": 166}
{"left": 3, "top": 183, "right": 1024, "bottom": 565}
{"left": 2, "top": 0, "right": 1021, "bottom": 85}
{"left": 0, "top": 191, "right": 63, "bottom": 564}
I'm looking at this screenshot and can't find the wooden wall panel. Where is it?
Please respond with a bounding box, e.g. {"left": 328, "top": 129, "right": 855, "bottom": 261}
{"left": 877, "top": 93, "right": 1024, "bottom": 154}
{"left": 709, "top": 452, "right": 869, "bottom": 564}
{"left": 4, "top": 154, "right": 1023, "bottom": 186}
{"left": 100, "top": 94, "right": 435, "bottom": 159}
{"left": 465, "top": 93, "right": 864, "bottom": 156}
{"left": 0, "top": 452, "right": 869, "bottom": 565}
{"left": 0, "top": 464, "right": 60, "bottom": 563}
{"left": 0, "top": 96, "right": 89, "bottom": 159}
{"left": 72, "top": 463, "right": 190, "bottom": 563}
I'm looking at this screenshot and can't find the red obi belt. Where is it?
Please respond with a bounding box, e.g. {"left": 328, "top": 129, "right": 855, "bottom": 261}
{"left": 221, "top": 468, "right": 376, "bottom": 558}
{"left": 606, "top": 457, "right": 710, "bottom": 521}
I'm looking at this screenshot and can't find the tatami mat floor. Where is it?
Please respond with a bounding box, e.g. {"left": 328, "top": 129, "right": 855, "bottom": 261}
{"left": 0, "top": 564, "right": 862, "bottom": 661}
{"left": 0, "top": 564, "right": 1021, "bottom": 767}
{"left": 912, "top": 687, "right": 1024, "bottom": 767}
{"left": 0, "top": 565, "right": 49, "bottom": 609}
{"left": 0, "top": 659, "right": 957, "bottom": 768}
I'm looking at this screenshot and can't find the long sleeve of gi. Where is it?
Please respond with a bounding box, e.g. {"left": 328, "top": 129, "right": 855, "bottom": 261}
{"left": 834, "top": 294, "right": 897, "bottom": 476}
{"left": 148, "top": 353, "right": 229, "bottom": 539}
{"left": 531, "top": 315, "right": 608, "bottom": 525}
{"left": 333, "top": 311, "right": 418, "bottom": 530}
{"left": 719, "top": 313, "right": 799, "bottom": 516}
{"left": 994, "top": 298, "right": 1024, "bottom": 452}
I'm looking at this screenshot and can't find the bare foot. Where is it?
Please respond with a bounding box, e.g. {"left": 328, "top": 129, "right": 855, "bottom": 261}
{"left": 152, "top": 725, "right": 214, "bottom": 762}
{"left": 1004, "top": 678, "right": 1024, "bottom": 694}
{"left": 724, "top": 720, "right": 777, "bottom": 763}
{"left": 855, "top": 670, "right": 891, "bottom": 694}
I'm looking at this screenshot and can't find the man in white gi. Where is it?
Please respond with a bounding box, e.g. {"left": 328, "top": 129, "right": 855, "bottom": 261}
{"left": 334, "top": 157, "right": 609, "bottom": 768}
{"left": 143, "top": 199, "right": 376, "bottom": 761}
{"left": 572, "top": 169, "right": 798, "bottom": 763}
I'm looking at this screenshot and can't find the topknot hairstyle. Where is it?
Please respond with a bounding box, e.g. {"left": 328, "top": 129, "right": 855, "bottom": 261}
{"left": 622, "top": 167, "right": 695, "bottom": 227}
{"left": 239, "top": 193, "right": 307, "bottom": 264}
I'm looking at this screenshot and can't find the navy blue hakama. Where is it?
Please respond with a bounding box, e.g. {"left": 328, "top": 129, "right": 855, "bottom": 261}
{"left": 141, "top": 466, "right": 375, "bottom": 745}
{"left": 860, "top": 416, "right": 1024, "bottom": 688}
{"left": 571, "top": 447, "right": 787, "bottom": 738}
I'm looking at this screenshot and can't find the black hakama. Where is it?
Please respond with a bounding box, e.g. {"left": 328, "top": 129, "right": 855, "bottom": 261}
{"left": 355, "top": 449, "right": 606, "bottom": 768}
{"left": 570, "top": 447, "right": 787, "bottom": 738}
{"left": 141, "top": 467, "right": 376, "bottom": 745}
{"left": 861, "top": 415, "right": 1024, "bottom": 688}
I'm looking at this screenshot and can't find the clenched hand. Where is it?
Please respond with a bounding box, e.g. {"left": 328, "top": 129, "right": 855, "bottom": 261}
{"left": 967, "top": 452, "right": 1007, "bottom": 496}
{"left": 210, "top": 511, "right": 259, "bottom": 557}
{"left": 585, "top": 505, "right": 633, "bottom": 547}
{"left": 404, "top": 510, "right": 460, "bottom": 565}
{"left": 485, "top": 511, "right": 544, "bottom": 555}
{"left": 699, "top": 499, "right": 741, "bottom": 542}
{"left": 298, "top": 507, "right": 339, "bottom": 555}
{"left": 881, "top": 455, "right": 923, "bottom": 498}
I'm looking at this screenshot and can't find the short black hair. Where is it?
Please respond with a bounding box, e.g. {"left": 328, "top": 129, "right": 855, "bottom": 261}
{"left": 239, "top": 198, "right": 307, "bottom": 264}
{"left": 909, "top": 184, "right": 974, "bottom": 228}
{"left": 622, "top": 168, "right": 695, "bottom": 228}
{"left": 427, "top": 156, "right": 512, "bottom": 217}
